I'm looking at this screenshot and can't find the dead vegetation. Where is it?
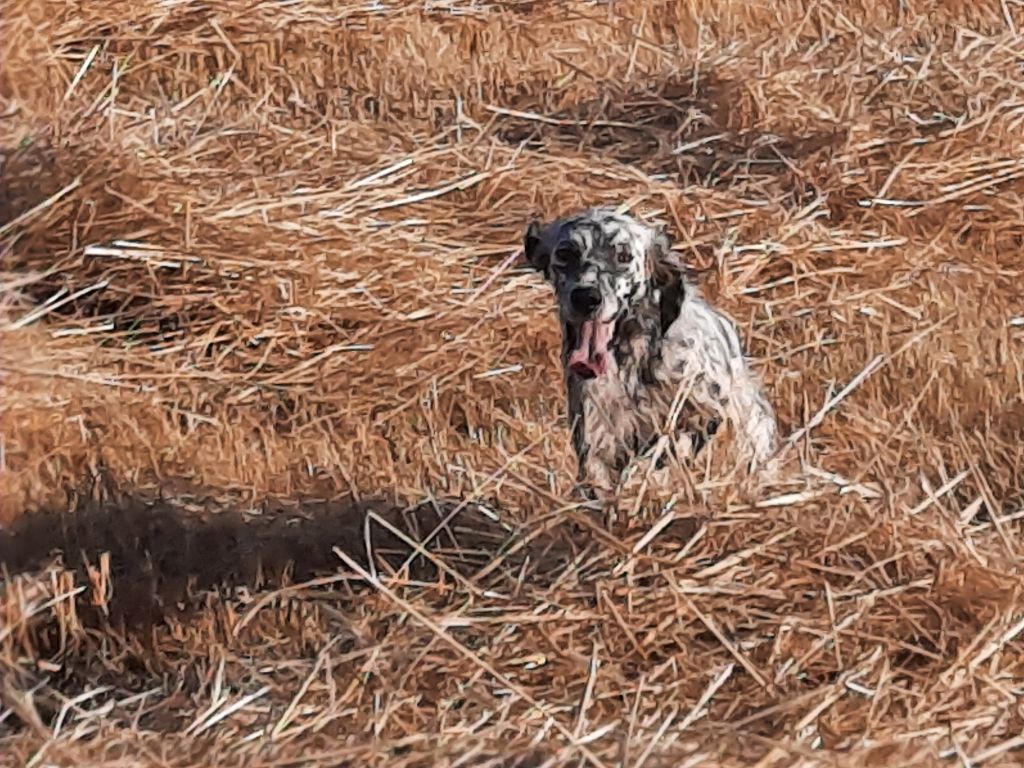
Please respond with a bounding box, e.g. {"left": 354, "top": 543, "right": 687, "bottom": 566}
{"left": 1, "top": 0, "right": 1024, "bottom": 765}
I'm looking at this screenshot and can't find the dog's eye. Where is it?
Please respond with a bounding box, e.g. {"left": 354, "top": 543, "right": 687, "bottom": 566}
{"left": 554, "top": 245, "right": 578, "bottom": 264}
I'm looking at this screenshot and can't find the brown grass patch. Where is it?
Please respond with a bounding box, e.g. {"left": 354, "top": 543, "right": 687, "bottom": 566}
{"left": 2, "top": 0, "right": 1024, "bottom": 765}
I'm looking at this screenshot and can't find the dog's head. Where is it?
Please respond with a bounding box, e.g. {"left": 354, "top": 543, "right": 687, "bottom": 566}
{"left": 523, "top": 208, "right": 686, "bottom": 379}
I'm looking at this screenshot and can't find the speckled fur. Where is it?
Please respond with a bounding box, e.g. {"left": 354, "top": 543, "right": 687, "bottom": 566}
{"left": 524, "top": 207, "right": 778, "bottom": 497}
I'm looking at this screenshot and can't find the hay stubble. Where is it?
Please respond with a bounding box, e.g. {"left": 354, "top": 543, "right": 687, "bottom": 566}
{"left": 1, "top": 0, "right": 1023, "bottom": 765}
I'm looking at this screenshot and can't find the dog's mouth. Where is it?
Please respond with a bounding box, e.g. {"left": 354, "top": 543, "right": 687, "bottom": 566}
{"left": 567, "top": 319, "right": 614, "bottom": 379}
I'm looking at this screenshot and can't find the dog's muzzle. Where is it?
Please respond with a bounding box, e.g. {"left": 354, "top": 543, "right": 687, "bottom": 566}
{"left": 564, "top": 284, "right": 614, "bottom": 379}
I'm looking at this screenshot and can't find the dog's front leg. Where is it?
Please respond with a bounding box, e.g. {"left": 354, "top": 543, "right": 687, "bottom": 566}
{"left": 570, "top": 437, "right": 616, "bottom": 503}
{"left": 581, "top": 453, "right": 617, "bottom": 497}
{"left": 568, "top": 384, "right": 611, "bottom": 506}
{"left": 689, "top": 362, "right": 779, "bottom": 475}
{"left": 570, "top": 426, "right": 618, "bottom": 506}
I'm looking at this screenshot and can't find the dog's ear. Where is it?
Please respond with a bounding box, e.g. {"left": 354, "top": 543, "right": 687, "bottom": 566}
{"left": 523, "top": 219, "right": 549, "bottom": 274}
{"left": 649, "top": 228, "right": 685, "bottom": 333}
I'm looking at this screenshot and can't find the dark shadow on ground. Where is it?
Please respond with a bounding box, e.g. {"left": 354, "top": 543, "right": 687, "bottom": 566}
{"left": 0, "top": 488, "right": 580, "bottom": 632}
{"left": 0, "top": 486, "right": 598, "bottom": 749}
{"left": 0, "top": 482, "right": 710, "bottom": 744}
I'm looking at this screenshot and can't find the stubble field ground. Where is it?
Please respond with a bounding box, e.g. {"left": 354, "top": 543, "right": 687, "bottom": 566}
{"left": 2, "top": 1, "right": 1024, "bottom": 765}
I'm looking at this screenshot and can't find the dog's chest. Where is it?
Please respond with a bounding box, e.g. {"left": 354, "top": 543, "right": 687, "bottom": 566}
{"left": 581, "top": 370, "right": 671, "bottom": 446}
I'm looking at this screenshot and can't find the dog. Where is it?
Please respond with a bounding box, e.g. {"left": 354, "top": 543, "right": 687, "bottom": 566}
{"left": 523, "top": 207, "right": 779, "bottom": 498}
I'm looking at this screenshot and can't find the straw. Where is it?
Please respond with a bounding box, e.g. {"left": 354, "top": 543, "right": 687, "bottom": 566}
{"left": 1, "top": 0, "right": 1023, "bottom": 765}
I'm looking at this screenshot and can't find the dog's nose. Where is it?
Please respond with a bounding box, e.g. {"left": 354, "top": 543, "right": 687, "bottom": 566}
{"left": 569, "top": 285, "right": 601, "bottom": 315}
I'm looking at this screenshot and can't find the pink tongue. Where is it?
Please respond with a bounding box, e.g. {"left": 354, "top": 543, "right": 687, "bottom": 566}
{"left": 568, "top": 320, "right": 613, "bottom": 378}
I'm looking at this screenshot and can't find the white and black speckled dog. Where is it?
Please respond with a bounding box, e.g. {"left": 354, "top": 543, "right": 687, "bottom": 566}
{"left": 524, "top": 207, "right": 779, "bottom": 498}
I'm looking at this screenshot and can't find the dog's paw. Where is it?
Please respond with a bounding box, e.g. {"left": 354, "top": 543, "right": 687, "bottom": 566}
{"left": 572, "top": 482, "right": 600, "bottom": 504}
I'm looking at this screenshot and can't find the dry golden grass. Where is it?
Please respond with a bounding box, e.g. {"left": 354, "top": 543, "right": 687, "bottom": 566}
{"left": 2, "top": 0, "right": 1024, "bottom": 765}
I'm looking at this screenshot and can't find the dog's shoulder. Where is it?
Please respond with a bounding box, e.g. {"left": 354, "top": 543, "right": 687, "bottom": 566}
{"left": 663, "top": 288, "right": 747, "bottom": 361}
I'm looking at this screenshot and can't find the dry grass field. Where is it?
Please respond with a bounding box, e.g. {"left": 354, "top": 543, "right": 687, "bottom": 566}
{"left": 2, "top": 0, "right": 1024, "bottom": 765}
